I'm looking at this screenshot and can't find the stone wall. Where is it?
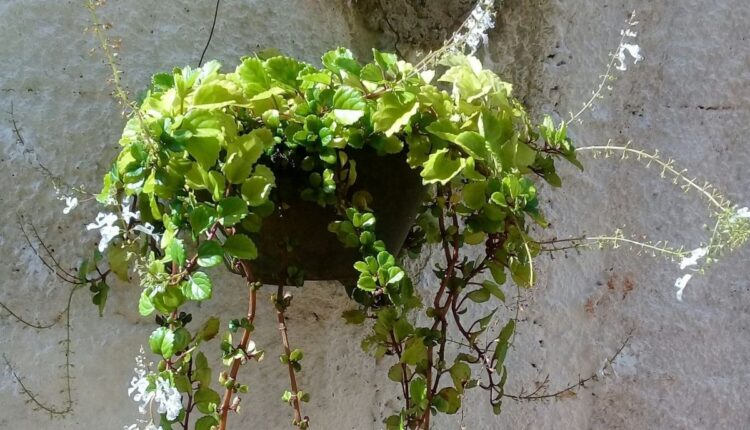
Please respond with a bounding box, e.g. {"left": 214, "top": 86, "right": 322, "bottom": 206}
{"left": 0, "top": 0, "right": 748, "bottom": 429}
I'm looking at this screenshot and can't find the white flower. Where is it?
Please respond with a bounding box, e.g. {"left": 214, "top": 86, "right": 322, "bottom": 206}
{"left": 61, "top": 196, "right": 78, "bottom": 215}
{"left": 679, "top": 247, "right": 708, "bottom": 270}
{"left": 451, "top": 0, "right": 496, "bottom": 55}
{"left": 128, "top": 347, "right": 153, "bottom": 414}
{"left": 133, "top": 223, "right": 161, "bottom": 241}
{"left": 674, "top": 273, "right": 693, "bottom": 301}
{"left": 153, "top": 377, "right": 183, "bottom": 421}
{"left": 615, "top": 43, "right": 643, "bottom": 71}
{"left": 733, "top": 207, "right": 750, "bottom": 220}
{"left": 127, "top": 349, "right": 182, "bottom": 421}
{"left": 87, "top": 212, "right": 121, "bottom": 252}
{"left": 122, "top": 197, "right": 141, "bottom": 224}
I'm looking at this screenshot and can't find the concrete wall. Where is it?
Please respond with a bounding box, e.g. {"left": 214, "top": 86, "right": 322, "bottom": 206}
{"left": 0, "top": 0, "right": 748, "bottom": 429}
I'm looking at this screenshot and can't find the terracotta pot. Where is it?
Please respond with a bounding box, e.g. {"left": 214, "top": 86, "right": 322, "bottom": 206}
{"left": 251, "top": 148, "right": 424, "bottom": 285}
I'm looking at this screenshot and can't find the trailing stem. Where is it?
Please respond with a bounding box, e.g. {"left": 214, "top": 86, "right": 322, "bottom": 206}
{"left": 503, "top": 330, "right": 633, "bottom": 401}
{"left": 218, "top": 260, "right": 258, "bottom": 430}
{"left": 1, "top": 216, "right": 109, "bottom": 416}
{"left": 275, "top": 283, "right": 308, "bottom": 428}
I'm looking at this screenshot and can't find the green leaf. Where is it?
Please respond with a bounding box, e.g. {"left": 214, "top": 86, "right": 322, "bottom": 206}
{"left": 482, "top": 280, "right": 505, "bottom": 301}
{"left": 454, "top": 131, "right": 488, "bottom": 160}
{"left": 434, "top": 387, "right": 461, "bottom": 414}
{"left": 289, "top": 349, "right": 304, "bottom": 362}
{"left": 174, "top": 374, "right": 192, "bottom": 393}
{"left": 410, "top": 377, "right": 428, "bottom": 406}
{"left": 149, "top": 327, "right": 175, "bottom": 358}
{"left": 107, "top": 244, "right": 130, "bottom": 282}
{"left": 223, "top": 234, "right": 258, "bottom": 260}
{"left": 449, "top": 362, "right": 472, "bottom": 393}
{"left": 481, "top": 108, "right": 513, "bottom": 147}
{"left": 181, "top": 110, "right": 236, "bottom": 168}
{"left": 198, "top": 316, "right": 221, "bottom": 341}
{"left": 189, "top": 205, "right": 215, "bottom": 236}
{"left": 332, "top": 86, "right": 365, "bottom": 110}
{"left": 197, "top": 240, "right": 224, "bottom": 268}
{"left": 195, "top": 416, "right": 218, "bottom": 430}
{"left": 222, "top": 131, "right": 266, "bottom": 184}
{"left": 138, "top": 289, "right": 155, "bottom": 316}
{"left": 400, "top": 338, "right": 427, "bottom": 365}
{"left": 462, "top": 181, "right": 486, "bottom": 210}
{"left": 172, "top": 327, "right": 191, "bottom": 354}
{"left": 182, "top": 272, "right": 213, "bottom": 301}
{"left": 420, "top": 148, "right": 465, "bottom": 184}
{"left": 194, "top": 388, "right": 221, "bottom": 414}
{"left": 467, "top": 288, "right": 491, "bottom": 303}
{"left": 342, "top": 309, "right": 366, "bottom": 324}
{"left": 207, "top": 170, "right": 226, "bottom": 201}
{"left": 501, "top": 140, "right": 537, "bottom": 169}
{"left": 373, "top": 49, "right": 398, "bottom": 72}
{"left": 488, "top": 261, "right": 507, "bottom": 285}
{"left": 360, "top": 63, "right": 384, "bottom": 82}
{"left": 510, "top": 257, "right": 532, "bottom": 287}
{"left": 241, "top": 176, "right": 274, "bottom": 207}
{"left": 265, "top": 56, "right": 305, "bottom": 89}
{"left": 493, "top": 319, "right": 515, "bottom": 365}
{"left": 369, "top": 135, "right": 404, "bottom": 155}
{"left": 388, "top": 363, "right": 405, "bottom": 382}
{"left": 425, "top": 118, "right": 459, "bottom": 141}
{"left": 217, "top": 196, "right": 248, "bottom": 226}
{"left": 166, "top": 238, "right": 186, "bottom": 267}
{"left": 192, "top": 79, "right": 244, "bottom": 109}
{"left": 322, "top": 48, "right": 362, "bottom": 75}
{"left": 357, "top": 274, "right": 377, "bottom": 291}
{"left": 235, "top": 57, "right": 270, "bottom": 97}
{"left": 91, "top": 281, "right": 109, "bottom": 317}
{"left": 332, "top": 109, "right": 365, "bottom": 125}
{"left": 406, "top": 134, "right": 431, "bottom": 167}
{"left": 372, "top": 92, "right": 419, "bottom": 137}
{"left": 151, "top": 72, "right": 174, "bottom": 91}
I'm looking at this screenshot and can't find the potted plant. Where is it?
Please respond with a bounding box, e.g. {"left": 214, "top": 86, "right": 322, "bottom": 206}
{"left": 4, "top": 2, "right": 747, "bottom": 430}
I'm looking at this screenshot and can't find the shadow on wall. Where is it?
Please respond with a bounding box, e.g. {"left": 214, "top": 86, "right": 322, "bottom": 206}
{"left": 348, "top": 0, "right": 552, "bottom": 105}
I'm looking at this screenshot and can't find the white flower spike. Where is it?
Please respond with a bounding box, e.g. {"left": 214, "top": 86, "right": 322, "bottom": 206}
{"left": 153, "top": 377, "right": 183, "bottom": 421}
{"left": 451, "top": 0, "right": 496, "bottom": 55}
{"left": 86, "top": 212, "right": 121, "bottom": 252}
{"left": 615, "top": 43, "right": 643, "bottom": 71}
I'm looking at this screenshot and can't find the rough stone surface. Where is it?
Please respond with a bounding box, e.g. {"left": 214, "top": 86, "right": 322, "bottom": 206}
{"left": 1, "top": 1, "right": 748, "bottom": 429}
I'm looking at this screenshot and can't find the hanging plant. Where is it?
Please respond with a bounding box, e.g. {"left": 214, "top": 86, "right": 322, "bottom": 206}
{"left": 85, "top": 43, "right": 583, "bottom": 429}
{"left": 3, "top": 2, "right": 747, "bottom": 430}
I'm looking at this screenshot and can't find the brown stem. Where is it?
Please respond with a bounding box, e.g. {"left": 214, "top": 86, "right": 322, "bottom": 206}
{"left": 389, "top": 331, "right": 411, "bottom": 410}
{"left": 276, "top": 284, "right": 306, "bottom": 427}
{"left": 181, "top": 358, "right": 195, "bottom": 430}
{"left": 218, "top": 261, "right": 258, "bottom": 430}
{"left": 420, "top": 186, "right": 462, "bottom": 429}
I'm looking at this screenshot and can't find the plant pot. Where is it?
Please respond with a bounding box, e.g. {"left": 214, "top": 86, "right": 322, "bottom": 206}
{"left": 250, "top": 149, "right": 424, "bottom": 285}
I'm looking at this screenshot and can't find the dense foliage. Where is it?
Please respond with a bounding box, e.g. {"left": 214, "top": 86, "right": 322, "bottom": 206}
{"left": 85, "top": 48, "right": 581, "bottom": 429}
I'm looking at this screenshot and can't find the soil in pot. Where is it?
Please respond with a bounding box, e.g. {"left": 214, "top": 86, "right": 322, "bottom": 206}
{"left": 249, "top": 147, "right": 424, "bottom": 285}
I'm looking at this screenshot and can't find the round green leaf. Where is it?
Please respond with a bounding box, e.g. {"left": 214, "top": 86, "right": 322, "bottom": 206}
{"left": 182, "top": 272, "right": 213, "bottom": 301}
{"left": 197, "top": 240, "right": 224, "bottom": 268}
{"left": 223, "top": 234, "right": 258, "bottom": 260}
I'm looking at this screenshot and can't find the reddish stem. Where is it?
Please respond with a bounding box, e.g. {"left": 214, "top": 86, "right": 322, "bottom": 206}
{"left": 218, "top": 261, "right": 258, "bottom": 430}
{"left": 276, "top": 284, "right": 306, "bottom": 427}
